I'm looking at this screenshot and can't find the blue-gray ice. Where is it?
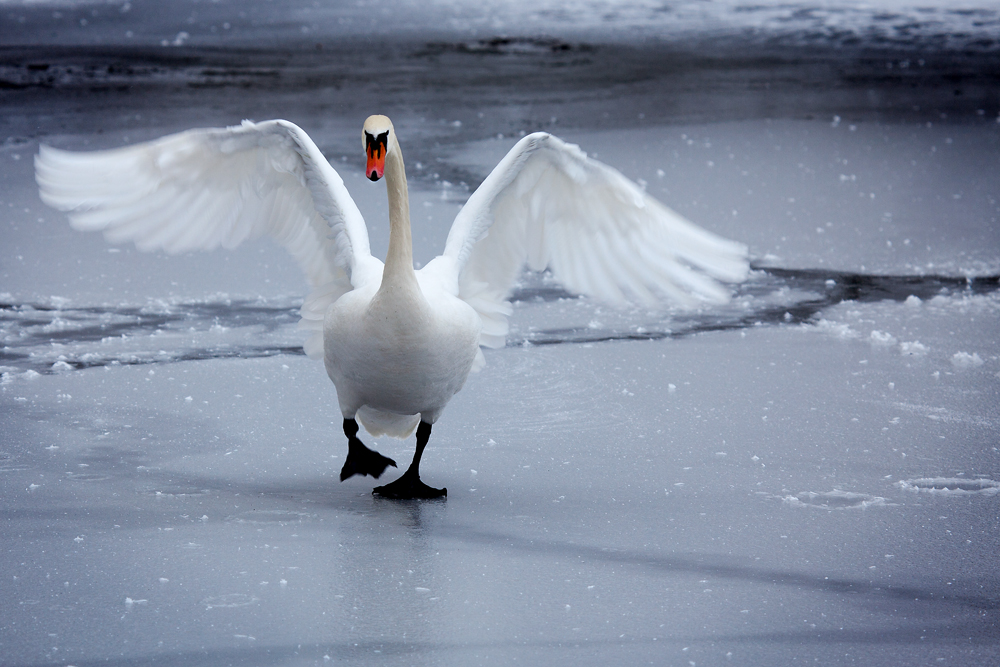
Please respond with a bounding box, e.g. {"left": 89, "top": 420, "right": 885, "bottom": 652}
{"left": 1, "top": 1, "right": 999, "bottom": 665}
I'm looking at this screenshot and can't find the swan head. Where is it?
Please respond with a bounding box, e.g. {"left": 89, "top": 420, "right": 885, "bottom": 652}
{"left": 363, "top": 115, "right": 393, "bottom": 182}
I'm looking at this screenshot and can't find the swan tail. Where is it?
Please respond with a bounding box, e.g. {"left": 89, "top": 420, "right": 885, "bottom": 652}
{"left": 357, "top": 406, "right": 421, "bottom": 439}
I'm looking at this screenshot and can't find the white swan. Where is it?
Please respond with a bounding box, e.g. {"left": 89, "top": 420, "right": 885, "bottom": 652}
{"left": 35, "top": 115, "right": 749, "bottom": 498}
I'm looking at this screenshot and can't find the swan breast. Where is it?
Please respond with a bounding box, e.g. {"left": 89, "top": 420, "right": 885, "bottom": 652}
{"left": 322, "top": 282, "right": 481, "bottom": 417}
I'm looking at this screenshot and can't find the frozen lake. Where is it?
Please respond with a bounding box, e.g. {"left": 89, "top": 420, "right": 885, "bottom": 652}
{"left": 2, "top": 1, "right": 999, "bottom": 665}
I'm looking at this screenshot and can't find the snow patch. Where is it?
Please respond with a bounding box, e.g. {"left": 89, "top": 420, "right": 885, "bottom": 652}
{"left": 869, "top": 330, "right": 897, "bottom": 347}
{"left": 226, "top": 510, "right": 315, "bottom": 525}
{"left": 781, "top": 490, "right": 888, "bottom": 510}
{"left": 201, "top": 594, "right": 259, "bottom": 609}
{"left": 815, "top": 319, "right": 857, "bottom": 340}
{"left": 893, "top": 402, "right": 994, "bottom": 427}
{"left": 897, "top": 478, "right": 1000, "bottom": 496}
{"left": 149, "top": 487, "right": 210, "bottom": 498}
{"left": 950, "top": 351, "right": 984, "bottom": 369}
{"left": 899, "top": 341, "right": 928, "bottom": 356}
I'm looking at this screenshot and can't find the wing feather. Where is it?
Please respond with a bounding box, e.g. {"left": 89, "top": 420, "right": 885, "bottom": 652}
{"left": 443, "top": 132, "right": 749, "bottom": 349}
{"left": 36, "top": 119, "right": 377, "bottom": 360}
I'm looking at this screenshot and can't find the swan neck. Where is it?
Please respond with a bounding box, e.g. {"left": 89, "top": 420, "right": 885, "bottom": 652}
{"left": 383, "top": 134, "right": 414, "bottom": 285}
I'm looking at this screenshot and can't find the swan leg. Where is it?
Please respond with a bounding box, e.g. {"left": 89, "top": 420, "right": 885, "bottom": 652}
{"left": 340, "top": 418, "right": 397, "bottom": 481}
{"left": 373, "top": 421, "right": 447, "bottom": 499}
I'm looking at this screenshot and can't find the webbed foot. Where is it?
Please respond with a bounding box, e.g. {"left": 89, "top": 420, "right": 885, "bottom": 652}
{"left": 373, "top": 470, "right": 447, "bottom": 500}
{"left": 340, "top": 438, "right": 397, "bottom": 481}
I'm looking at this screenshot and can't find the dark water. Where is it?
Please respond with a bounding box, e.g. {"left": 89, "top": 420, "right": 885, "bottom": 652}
{"left": 3, "top": 34, "right": 1000, "bottom": 162}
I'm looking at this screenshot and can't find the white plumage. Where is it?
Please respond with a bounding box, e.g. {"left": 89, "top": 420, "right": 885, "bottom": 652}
{"left": 36, "top": 116, "right": 748, "bottom": 498}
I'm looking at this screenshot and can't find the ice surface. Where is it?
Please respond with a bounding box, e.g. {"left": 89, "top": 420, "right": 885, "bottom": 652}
{"left": 2, "top": 2, "right": 1000, "bottom": 666}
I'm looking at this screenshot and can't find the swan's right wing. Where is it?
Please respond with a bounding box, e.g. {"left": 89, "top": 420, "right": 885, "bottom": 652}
{"left": 442, "top": 132, "right": 749, "bottom": 349}
{"left": 36, "top": 119, "right": 380, "bottom": 359}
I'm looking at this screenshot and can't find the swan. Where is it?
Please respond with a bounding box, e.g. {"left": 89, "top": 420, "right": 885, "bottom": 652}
{"left": 35, "top": 115, "right": 749, "bottom": 499}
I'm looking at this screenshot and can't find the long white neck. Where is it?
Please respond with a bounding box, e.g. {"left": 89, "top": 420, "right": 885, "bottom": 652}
{"left": 379, "top": 134, "right": 419, "bottom": 292}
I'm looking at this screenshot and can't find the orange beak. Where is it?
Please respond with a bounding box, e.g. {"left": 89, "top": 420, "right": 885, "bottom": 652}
{"left": 366, "top": 142, "right": 386, "bottom": 181}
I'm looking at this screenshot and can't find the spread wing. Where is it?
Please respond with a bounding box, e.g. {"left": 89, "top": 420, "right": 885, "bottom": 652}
{"left": 35, "top": 119, "right": 381, "bottom": 359}
{"left": 441, "top": 132, "right": 749, "bottom": 349}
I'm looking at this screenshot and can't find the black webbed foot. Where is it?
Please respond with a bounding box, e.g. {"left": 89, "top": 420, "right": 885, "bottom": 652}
{"left": 373, "top": 470, "right": 447, "bottom": 499}
{"left": 340, "top": 435, "right": 397, "bottom": 481}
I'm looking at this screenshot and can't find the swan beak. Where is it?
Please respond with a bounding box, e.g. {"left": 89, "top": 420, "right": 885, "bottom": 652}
{"left": 365, "top": 134, "right": 387, "bottom": 181}
{"left": 366, "top": 150, "right": 385, "bottom": 181}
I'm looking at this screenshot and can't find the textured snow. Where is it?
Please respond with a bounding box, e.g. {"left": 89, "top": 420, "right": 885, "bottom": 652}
{"left": 780, "top": 489, "right": 891, "bottom": 510}
{"left": 952, "top": 351, "right": 986, "bottom": 368}
{"left": 897, "top": 477, "right": 1000, "bottom": 496}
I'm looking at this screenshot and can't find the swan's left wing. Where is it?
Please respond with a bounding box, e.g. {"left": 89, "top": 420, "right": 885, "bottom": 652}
{"left": 441, "top": 132, "right": 749, "bottom": 349}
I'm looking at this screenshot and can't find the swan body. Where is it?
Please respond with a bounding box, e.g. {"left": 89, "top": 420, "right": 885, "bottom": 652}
{"left": 35, "top": 115, "right": 749, "bottom": 498}
{"left": 324, "top": 260, "right": 481, "bottom": 431}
